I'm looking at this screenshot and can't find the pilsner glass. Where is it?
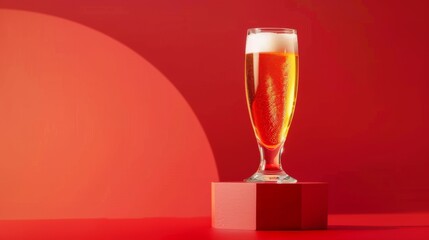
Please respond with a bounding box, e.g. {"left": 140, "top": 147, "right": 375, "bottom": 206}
{"left": 245, "top": 28, "right": 298, "bottom": 183}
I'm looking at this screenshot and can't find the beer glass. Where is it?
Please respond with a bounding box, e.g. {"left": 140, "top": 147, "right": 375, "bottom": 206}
{"left": 245, "top": 28, "right": 298, "bottom": 183}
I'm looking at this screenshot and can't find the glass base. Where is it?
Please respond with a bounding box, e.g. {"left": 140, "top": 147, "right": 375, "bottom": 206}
{"left": 245, "top": 170, "right": 297, "bottom": 183}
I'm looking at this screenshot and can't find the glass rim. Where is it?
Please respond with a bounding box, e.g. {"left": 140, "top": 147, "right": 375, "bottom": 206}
{"left": 247, "top": 28, "right": 297, "bottom": 34}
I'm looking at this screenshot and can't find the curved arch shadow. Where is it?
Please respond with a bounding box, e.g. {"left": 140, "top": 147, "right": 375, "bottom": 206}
{"left": 0, "top": 9, "right": 218, "bottom": 219}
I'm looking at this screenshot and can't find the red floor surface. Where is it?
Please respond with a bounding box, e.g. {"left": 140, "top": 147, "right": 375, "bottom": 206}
{"left": 0, "top": 213, "right": 428, "bottom": 240}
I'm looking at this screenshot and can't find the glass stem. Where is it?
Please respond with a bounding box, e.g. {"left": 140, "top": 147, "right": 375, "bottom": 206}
{"left": 258, "top": 142, "right": 285, "bottom": 172}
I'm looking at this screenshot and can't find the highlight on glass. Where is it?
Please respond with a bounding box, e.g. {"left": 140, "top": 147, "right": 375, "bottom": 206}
{"left": 245, "top": 28, "right": 298, "bottom": 183}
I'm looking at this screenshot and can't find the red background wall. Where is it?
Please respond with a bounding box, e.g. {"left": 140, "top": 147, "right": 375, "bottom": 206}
{"left": 0, "top": 0, "right": 428, "bottom": 216}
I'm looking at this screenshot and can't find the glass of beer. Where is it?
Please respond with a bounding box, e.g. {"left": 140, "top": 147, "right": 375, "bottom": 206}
{"left": 245, "top": 28, "right": 298, "bottom": 183}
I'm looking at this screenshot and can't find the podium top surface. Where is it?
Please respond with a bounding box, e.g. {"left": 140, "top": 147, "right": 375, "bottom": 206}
{"left": 212, "top": 182, "right": 328, "bottom": 185}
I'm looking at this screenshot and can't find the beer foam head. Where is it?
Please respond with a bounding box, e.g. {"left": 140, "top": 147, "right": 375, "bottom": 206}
{"left": 246, "top": 31, "right": 298, "bottom": 54}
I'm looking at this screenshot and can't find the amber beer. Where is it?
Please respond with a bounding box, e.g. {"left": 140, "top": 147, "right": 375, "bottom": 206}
{"left": 245, "top": 29, "right": 298, "bottom": 182}
{"left": 245, "top": 52, "right": 298, "bottom": 148}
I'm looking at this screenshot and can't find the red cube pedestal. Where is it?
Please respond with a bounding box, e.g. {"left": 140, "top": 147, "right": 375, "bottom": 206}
{"left": 211, "top": 182, "right": 328, "bottom": 230}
